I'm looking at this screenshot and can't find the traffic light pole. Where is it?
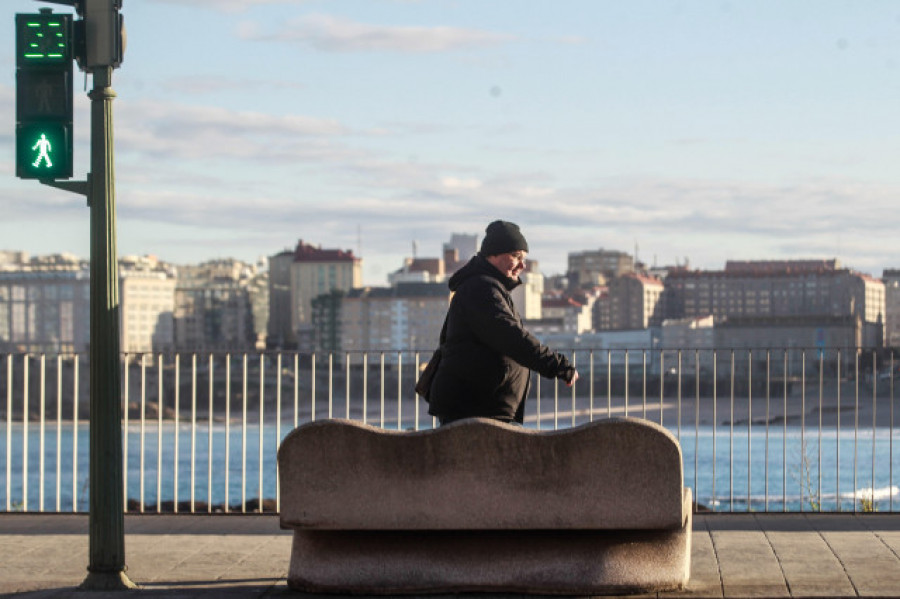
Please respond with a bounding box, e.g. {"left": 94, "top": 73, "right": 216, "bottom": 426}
{"left": 17, "top": 1, "right": 131, "bottom": 589}
{"left": 77, "top": 64, "right": 135, "bottom": 591}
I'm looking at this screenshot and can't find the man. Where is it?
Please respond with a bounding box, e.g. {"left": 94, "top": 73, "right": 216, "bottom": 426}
{"left": 428, "top": 220, "right": 579, "bottom": 425}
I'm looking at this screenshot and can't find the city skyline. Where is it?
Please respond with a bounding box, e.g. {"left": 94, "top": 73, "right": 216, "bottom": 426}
{"left": 3, "top": 1, "right": 900, "bottom": 285}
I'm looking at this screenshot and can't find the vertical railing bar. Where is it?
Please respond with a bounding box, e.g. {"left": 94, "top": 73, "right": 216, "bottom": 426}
{"left": 224, "top": 353, "right": 230, "bottom": 514}
{"left": 800, "top": 351, "right": 806, "bottom": 512}
{"left": 6, "top": 354, "right": 12, "bottom": 512}
{"left": 242, "top": 353, "right": 248, "bottom": 513}
{"left": 72, "top": 355, "right": 79, "bottom": 512}
{"left": 123, "top": 354, "right": 130, "bottom": 513}
{"left": 328, "top": 354, "right": 333, "bottom": 420}
{"left": 191, "top": 353, "right": 198, "bottom": 513}
{"left": 818, "top": 350, "right": 824, "bottom": 512}
{"left": 380, "top": 352, "right": 385, "bottom": 429}
{"left": 56, "top": 355, "right": 62, "bottom": 512}
{"left": 571, "top": 351, "right": 577, "bottom": 428}
{"left": 277, "top": 353, "right": 282, "bottom": 514}
{"left": 712, "top": 350, "right": 717, "bottom": 512}
{"left": 748, "top": 349, "right": 752, "bottom": 512}
{"left": 783, "top": 349, "right": 788, "bottom": 512}
{"left": 589, "top": 350, "right": 594, "bottom": 422}
{"left": 39, "top": 354, "right": 45, "bottom": 512}
{"left": 397, "top": 352, "right": 403, "bottom": 431}
{"left": 854, "top": 350, "right": 859, "bottom": 512}
{"left": 642, "top": 350, "right": 648, "bottom": 419}
{"left": 694, "top": 349, "right": 699, "bottom": 508}
{"left": 607, "top": 350, "right": 612, "bottom": 419}
{"left": 624, "top": 350, "right": 629, "bottom": 419}
{"left": 311, "top": 353, "right": 316, "bottom": 424}
{"left": 871, "top": 350, "right": 877, "bottom": 511}
{"left": 415, "top": 352, "right": 421, "bottom": 431}
{"left": 677, "top": 350, "right": 683, "bottom": 442}
{"left": 22, "top": 355, "right": 28, "bottom": 512}
{"left": 553, "top": 376, "right": 559, "bottom": 431}
{"left": 765, "top": 350, "right": 770, "bottom": 512}
{"left": 208, "top": 353, "right": 214, "bottom": 514}
{"left": 293, "top": 352, "right": 299, "bottom": 429}
{"left": 884, "top": 350, "right": 895, "bottom": 512}
{"left": 729, "top": 349, "right": 734, "bottom": 511}
{"left": 158, "top": 354, "right": 164, "bottom": 514}
{"left": 836, "top": 349, "right": 842, "bottom": 512}
{"left": 345, "top": 352, "right": 351, "bottom": 419}
{"left": 140, "top": 354, "right": 147, "bottom": 513}
{"left": 259, "top": 353, "right": 265, "bottom": 512}
{"left": 660, "top": 351, "right": 665, "bottom": 427}
{"left": 174, "top": 354, "right": 180, "bottom": 513}
{"left": 362, "top": 353, "right": 368, "bottom": 426}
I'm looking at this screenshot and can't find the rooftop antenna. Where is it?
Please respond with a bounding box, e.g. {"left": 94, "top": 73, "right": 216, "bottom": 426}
{"left": 412, "top": 240, "right": 418, "bottom": 258}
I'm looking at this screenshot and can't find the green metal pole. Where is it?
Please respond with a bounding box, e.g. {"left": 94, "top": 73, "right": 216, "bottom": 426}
{"left": 79, "top": 65, "right": 135, "bottom": 591}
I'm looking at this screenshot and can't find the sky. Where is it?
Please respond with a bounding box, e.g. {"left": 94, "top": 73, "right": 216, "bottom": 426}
{"left": 3, "top": 0, "right": 900, "bottom": 285}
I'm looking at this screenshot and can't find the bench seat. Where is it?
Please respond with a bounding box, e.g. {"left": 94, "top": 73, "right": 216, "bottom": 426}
{"left": 278, "top": 417, "right": 692, "bottom": 594}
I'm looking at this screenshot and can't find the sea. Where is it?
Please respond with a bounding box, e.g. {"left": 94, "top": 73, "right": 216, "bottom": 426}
{"left": 1, "top": 421, "right": 899, "bottom": 513}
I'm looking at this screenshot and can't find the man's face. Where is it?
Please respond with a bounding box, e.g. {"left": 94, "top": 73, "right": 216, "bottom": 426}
{"left": 487, "top": 251, "right": 528, "bottom": 280}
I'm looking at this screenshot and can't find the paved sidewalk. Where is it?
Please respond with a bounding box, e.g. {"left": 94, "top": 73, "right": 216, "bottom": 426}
{"left": 1, "top": 513, "right": 900, "bottom": 598}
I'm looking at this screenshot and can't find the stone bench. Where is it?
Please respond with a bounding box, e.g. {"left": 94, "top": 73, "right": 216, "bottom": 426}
{"left": 278, "top": 417, "right": 692, "bottom": 595}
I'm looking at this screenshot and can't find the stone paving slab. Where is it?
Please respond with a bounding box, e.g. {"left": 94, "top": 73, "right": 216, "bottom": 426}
{"left": 2, "top": 513, "right": 900, "bottom": 598}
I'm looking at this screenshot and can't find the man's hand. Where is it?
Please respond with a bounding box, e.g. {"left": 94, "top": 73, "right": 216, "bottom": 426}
{"left": 566, "top": 369, "right": 579, "bottom": 387}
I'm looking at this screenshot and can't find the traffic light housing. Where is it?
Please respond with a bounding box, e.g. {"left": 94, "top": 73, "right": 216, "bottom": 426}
{"left": 15, "top": 11, "right": 74, "bottom": 180}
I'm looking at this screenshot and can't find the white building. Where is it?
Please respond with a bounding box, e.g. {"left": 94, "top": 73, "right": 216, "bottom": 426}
{"left": 0, "top": 253, "right": 90, "bottom": 353}
{"left": 119, "top": 256, "right": 176, "bottom": 353}
{"left": 883, "top": 269, "right": 900, "bottom": 348}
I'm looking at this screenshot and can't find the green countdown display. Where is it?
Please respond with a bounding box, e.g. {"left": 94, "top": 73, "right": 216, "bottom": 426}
{"left": 16, "top": 13, "right": 71, "bottom": 65}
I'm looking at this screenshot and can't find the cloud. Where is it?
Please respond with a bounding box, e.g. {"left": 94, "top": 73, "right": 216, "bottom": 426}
{"left": 239, "top": 14, "right": 516, "bottom": 53}
{"left": 160, "top": 75, "right": 304, "bottom": 95}
{"left": 149, "top": 0, "right": 313, "bottom": 13}
{"left": 115, "top": 100, "right": 350, "bottom": 162}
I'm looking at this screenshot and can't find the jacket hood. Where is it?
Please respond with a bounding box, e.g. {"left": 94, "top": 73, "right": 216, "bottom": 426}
{"left": 448, "top": 254, "right": 521, "bottom": 293}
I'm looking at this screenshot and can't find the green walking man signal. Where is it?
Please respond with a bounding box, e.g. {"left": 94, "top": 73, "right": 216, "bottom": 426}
{"left": 15, "top": 11, "right": 74, "bottom": 180}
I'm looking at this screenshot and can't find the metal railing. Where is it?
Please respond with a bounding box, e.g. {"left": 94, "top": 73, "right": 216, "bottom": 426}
{"left": 1, "top": 347, "right": 897, "bottom": 513}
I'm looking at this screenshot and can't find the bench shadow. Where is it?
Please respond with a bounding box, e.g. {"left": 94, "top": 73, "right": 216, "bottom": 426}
{"left": 698, "top": 512, "right": 900, "bottom": 532}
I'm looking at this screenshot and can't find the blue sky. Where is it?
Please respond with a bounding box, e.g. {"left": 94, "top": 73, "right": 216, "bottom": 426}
{"left": 3, "top": 0, "right": 900, "bottom": 285}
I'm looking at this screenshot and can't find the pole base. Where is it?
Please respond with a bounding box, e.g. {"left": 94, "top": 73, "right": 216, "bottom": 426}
{"left": 78, "top": 570, "right": 139, "bottom": 591}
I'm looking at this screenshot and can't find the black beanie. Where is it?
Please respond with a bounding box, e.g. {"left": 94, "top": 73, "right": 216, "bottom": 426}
{"left": 480, "top": 220, "right": 529, "bottom": 256}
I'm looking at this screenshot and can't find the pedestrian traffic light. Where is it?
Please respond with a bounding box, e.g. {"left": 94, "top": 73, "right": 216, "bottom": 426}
{"left": 15, "top": 11, "right": 74, "bottom": 180}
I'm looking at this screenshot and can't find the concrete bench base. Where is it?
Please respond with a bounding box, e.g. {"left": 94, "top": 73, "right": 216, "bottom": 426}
{"left": 280, "top": 418, "right": 692, "bottom": 595}
{"left": 288, "top": 515, "right": 691, "bottom": 595}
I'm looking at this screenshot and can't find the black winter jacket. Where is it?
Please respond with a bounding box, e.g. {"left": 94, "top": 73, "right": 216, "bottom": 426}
{"left": 427, "top": 254, "right": 576, "bottom": 424}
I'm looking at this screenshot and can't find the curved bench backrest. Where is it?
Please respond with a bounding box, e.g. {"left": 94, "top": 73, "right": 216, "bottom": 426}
{"left": 278, "top": 417, "right": 686, "bottom": 530}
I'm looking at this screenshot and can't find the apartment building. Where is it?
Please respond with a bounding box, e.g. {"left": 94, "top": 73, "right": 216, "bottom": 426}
{"left": 511, "top": 261, "right": 544, "bottom": 321}
{"left": 267, "top": 240, "right": 361, "bottom": 349}
{"left": 0, "top": 253, "right": 90, "bottom": 353}
{"left": 119, "top": 256, "right": 176, "bottom": 353}
{"left": 174, "top": 258, "right": 266, "bottom": 351}
{"left": 607, "top": 273, "right": 665, "bottom": 330}
{"left": 665, "top": 260, "right": 885, "bottom": 348}
{"left": 0, "top": 252, "right": 177, "bottom": 354}
{"left": 567, "top": 249, "right": 634, "bottom": 288}
{"left": 883, "top": 269, "right": 900, "bottom": 348}
{"left": 660, "top": 315, "right": 715, "bottom": 350}
{"left": 541, "top": 292, "right": 593, "bottom": 334}
{"left": 388, "top": 257, "right": 445, "bottom": 285}
{"left": 443, "top": 233, "right": 477, "bottom": 274}
{"left": 340, "top": 282, "right": 449, "bottom": 354}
